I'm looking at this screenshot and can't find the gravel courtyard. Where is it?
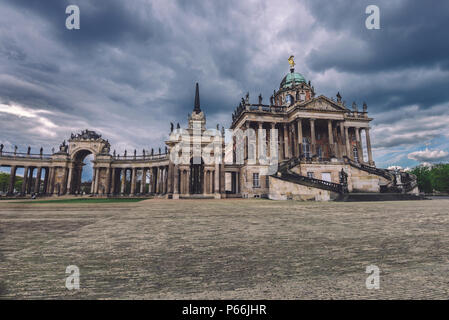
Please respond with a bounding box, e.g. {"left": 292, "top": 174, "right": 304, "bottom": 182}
{"left": 0, "top": 198, "right": 448, "bottom": 299}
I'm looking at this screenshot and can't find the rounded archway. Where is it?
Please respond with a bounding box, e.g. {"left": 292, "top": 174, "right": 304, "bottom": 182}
{"left": 70, "top": 149, "right": 95, "bottom": 194}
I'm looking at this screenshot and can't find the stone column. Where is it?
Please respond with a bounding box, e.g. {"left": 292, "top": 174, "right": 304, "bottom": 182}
{"left": 94, "top": 167, "right": 100, "bottom": 194}
{"left": 257, "top": 122, "right": 263, "bottom": 164}
{"left": 167, "top": 162, "right": 173, "bottom": 195}
{"left": 179, "top": 169, "right": 184, "bottom": 194}
{"left": 22, "top": 166, "right": 29, "bottom": 194}
{"left": 156, "top": 167, "right": 161, "bottom": 194}
{"left": 242, "top": 122, "right": 247, "bottom": 162}
{"left": 292, "top": 123, "right": 297, "bottom": 157}
{"left": 339, "top": 122, "right": 346, "bottom": 157}
{"left": 130, "top": 168, "right": 136, "bottom": 195}
{"left": 277, "top": 124, "right": 283, "bottom": 161}
{"left": 269, "top": 123, "right": 275, "bottom": 158}
{"left": 186, "top": 168, "right": 191, "bottom": 195}
{"left": 66, "top": 166, "right": 73, "bottom": 194}
{"left": 110, "top": 168, "right": 116, "bottom": 195}
{"left": 105, "top": 167, "right": 111, "bottom": 195}
{"left": 220, "top": 149, "right": 225, "bottom": 196}
{"left": 140, "top": 168, "right": 146, "bottom": 194}
{"left": 310, "top": 119, "right": 316, "bottom": 155}
{"left": 283, "top": 123, "right": 289, "bottom": 159}
{"left": 210, "top": 170, "right": 214, "bottom": 194}
{"left": 151, "top": 168, "right": 156, "bottom": 193}
{"left": 34, "top": 167, "right": 42, "bottom": 194}
{"left": 365, "top": 128, "right": 374, "bottom": 165}
{"left": 297, "top": 119, "right": 303, "bottom": 157}
{"left": 173, "top": 165, "right": 179, "bottom": 198}
{"left": 162, "top": 167, "right": 167, "bottom": 194}
{"left": 345, "top": 126, "right": 351, "bottom": 160}
{"left": 47, "top": 167, "right": 54, "bottom": 194}
{"left": 355, "top": 128, "right": 363, "bottom": 162}
{"left": 27, "top": 167, "right": 34, "bottom": 194}
{"left": 42, "top": 168, "right": 49, "bottom": 195}
{"left": 155, "top": 167, "right": 159, "bottom": 193}
{"left": 214, "top": 162, "right": 220, "bottom": 197}
{"left": 166, "top": 166, "right": 169, "bottom": 194}
{"left": 160, "top": 167, "right": 164, "bottom": 194}
{"left": 120, "top": 168, "right": 126, "bottom": 194}
{"left": 328, "top": 120, "right": 334, "bottom": 157}
{"left": 50, "top": 167, "right": 56, "bottom": 195}
{"left": 203, "top": 167, "right": 208, "bottom": 195}
{"left": 8, "top": 166, "right": 17, "bottom": 195}
{"left": 91, "top": 168, "right": 96, "bottom": 194}
{"left": 76, "top": 166, "right": 82, "bottom": 194}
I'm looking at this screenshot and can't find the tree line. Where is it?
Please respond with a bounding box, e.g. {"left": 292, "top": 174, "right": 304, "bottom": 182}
{"left": 410, "top": 164, "right": 449, "bottom": 194}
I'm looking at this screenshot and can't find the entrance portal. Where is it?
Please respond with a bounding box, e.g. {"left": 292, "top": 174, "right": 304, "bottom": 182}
{"left": 190, "top": 157, "right": 204, "bottom": 194}
{"left": 70, "top": 150, "right": 94, "bottom": 194}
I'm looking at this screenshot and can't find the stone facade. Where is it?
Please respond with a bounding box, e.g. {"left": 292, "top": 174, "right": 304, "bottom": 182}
{"left": 0, "top": 59, "right": 418, "bottom": 200}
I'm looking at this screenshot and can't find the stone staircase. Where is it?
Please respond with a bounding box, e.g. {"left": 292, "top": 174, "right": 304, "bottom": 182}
{"left": 343, "top": 157, "right": 418, "bottom": 193}
{"left": 273, "top": 157, "right": 344, "bottom": 193}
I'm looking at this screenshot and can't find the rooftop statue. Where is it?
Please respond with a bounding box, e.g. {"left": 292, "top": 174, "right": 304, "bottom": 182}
{"left": 288, "top": 55, "right": 295, "bottom": 68}
{"left": 71, "top": 129, "right": 102, "bottom": 141}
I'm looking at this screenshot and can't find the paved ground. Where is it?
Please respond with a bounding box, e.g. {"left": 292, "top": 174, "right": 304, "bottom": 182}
{"left": 0, "top": 198, "right": 448, "bottom": 299}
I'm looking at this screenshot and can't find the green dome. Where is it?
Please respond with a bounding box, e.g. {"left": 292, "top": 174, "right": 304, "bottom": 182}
{"left": 280, "top": 71, "right": 306, "bottom": 88}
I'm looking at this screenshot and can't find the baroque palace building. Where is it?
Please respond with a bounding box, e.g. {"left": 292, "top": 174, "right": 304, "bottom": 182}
{"left": 0, "top": 58, "right": 419, "bottom": 200}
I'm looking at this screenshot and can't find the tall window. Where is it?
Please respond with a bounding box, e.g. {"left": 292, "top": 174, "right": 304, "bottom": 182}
{"left": 317, "top": 146, "right": 322, "bottom": 160}
{"left": 253, "top": 173, "right": 260, "bottom": 188}
{"left": 302, "top": 137, "right": 310, "bottom": 158}
{"left": 353, "top": 147, "right": 359, "bottom": 162}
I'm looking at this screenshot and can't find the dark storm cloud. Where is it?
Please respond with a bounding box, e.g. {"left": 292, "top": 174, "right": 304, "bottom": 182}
{"left": 303, "top": 0, "right": 449, "bottom": 114}
{"left": 305, "top": 0, "right": 449, "bottom": 73}
{"left": 0, "top": 0, "right": 448, "bottom": 168}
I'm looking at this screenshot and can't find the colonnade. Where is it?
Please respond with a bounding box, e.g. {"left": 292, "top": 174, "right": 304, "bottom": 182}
{"left": 88, "top": 165, "right": 169, "bottom": 196}
{"left": 236, "top": 118, "right": 374, "bottom": 165}
{"left": 1, "top": 165, "right": 51, "bottom": 195}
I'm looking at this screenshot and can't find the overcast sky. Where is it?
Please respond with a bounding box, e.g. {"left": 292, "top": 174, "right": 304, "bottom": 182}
{"left": 1, "top": 0, "right": 449, "bottom": 169}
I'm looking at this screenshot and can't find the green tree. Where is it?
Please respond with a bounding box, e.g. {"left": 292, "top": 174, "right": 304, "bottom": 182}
{"left": 410, "top": 165, "right": 433, "bottom": 193}
{"left": 0, "top": 173, "right": 8, "bottom": 193}
{"left": 430, "top": 164, "right": 449, "bottom": 193}
{"left": 0, "top": 173, "right": 23, "bottom": 193}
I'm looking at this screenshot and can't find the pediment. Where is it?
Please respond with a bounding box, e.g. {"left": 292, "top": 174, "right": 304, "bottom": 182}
{"left": 302, "top": 96, "right": 347, "bottom": 112}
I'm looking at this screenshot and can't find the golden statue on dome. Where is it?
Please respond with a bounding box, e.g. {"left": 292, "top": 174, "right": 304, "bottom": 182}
{"left": 288, "top": 55, "right": 295, "bottom": 68}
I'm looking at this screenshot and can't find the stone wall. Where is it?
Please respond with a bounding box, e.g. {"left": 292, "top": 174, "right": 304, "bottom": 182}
{"left": 348, "top": 166, "right": 380, "bottom": 192}
{"left": 268, "top": 176, "right": 339, "bottom": 201}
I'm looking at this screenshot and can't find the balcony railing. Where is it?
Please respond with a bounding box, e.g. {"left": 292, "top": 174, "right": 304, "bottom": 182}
{"left": 0, "top": 151, "right": 52, "bottom": 160}
{"left": 112, "top": 152, "right": 169, "bottom": 161}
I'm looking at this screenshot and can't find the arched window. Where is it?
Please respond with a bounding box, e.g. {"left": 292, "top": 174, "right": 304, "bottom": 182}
{"left": 353, "top": 147, "right": 359, "bottom": 162}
